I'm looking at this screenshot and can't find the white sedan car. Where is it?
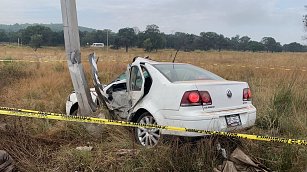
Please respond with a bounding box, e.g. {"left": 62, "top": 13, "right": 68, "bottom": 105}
{"left": 66, "top": 57, "right": 256, "bottom": 147}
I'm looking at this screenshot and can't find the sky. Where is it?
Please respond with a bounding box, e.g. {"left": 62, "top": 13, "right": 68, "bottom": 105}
{"left": 0, "top": 0, "right": 306, "bottom": 45}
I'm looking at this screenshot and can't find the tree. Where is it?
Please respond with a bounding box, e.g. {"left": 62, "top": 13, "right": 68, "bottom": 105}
{"left": 0, "top": 30, "right": 9, "bottom": 42}
{"left": 118, "top": 27, "right": 136, "bottom": 52}
{"left": 145, "top": 24, "right": 164, "bottom": 51}
{"left": 304, "top": 6, "right": 307, "bottom": 39}
{"left": 145, "top": 24, "right": 160, "bottom": 33}
{"left": 238, "top": 36, "right": 251, "bottom": 51}
{"left": 29, "top": 34, "right": 43, "bottom": 51}
{"left": 173, "top": 32, "right": 189, "bottom": 51}
{"left": 111, "top": 35, "right": 121, "bottom": 49}
{"left": 143, "top": 38, "right": 153, "bottom": 52}
{"left": 261, "top": 37, "right": 278, "bottom": 52}
{"left": 200, "top": 32, "right": 220, "bottom": 50}
{"left": 21, "top": 25, "right": 53, "bottom": 46}
{"left": 274, "top": 42, "right": 283, "bottom": 52}
{"left": 230, "top": 35, "right": 240, "bottom": 50}
{"left": 7, "top": 31, "right": 21, "bottom": 44}
{"left": 50, "top": 31, "right": 64, "bottom": 46}
{"left": 217, "top": 34, "right": 231, "bottom": 51}
{"left": 247, "top": 41, "right": 265, "bottom": 52}
{"left": 283, "top": 42, "right": 305, "bottom": 52}
{"left": 164, "top": 34, "right": 176, "bottom": 49}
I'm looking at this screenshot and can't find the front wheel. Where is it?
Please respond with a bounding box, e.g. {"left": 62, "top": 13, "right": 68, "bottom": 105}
{"left": 135, "top": 112, "right": 161, "bottom": 147}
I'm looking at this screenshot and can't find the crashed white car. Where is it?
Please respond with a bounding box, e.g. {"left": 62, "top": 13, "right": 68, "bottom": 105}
{"left": 66, "top": 57, "right": 256, "bottom": 147}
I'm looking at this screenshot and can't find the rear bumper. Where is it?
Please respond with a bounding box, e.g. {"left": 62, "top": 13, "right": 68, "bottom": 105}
{"left": 154, "top": 105, "right": 256, "bottom": 136}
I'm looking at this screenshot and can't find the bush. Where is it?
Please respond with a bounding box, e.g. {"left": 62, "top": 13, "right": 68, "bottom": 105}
{"left": 0, "top": 58, "right": 30, "bottom": 88}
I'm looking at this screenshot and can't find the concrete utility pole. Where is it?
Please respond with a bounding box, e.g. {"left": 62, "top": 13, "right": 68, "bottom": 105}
{"left": 60, "top": 0, "right": 96, "bottom": 116}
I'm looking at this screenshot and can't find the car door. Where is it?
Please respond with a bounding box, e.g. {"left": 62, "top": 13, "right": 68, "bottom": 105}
{"left": 127, "top": 64, "right": 145, "bottom": 108}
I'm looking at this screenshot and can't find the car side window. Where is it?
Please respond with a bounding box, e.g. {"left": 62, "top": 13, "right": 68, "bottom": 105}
{"left": 141, "top": 66, "right": 152, "bottom": 96}
{"left": 130, "top": 66, "right": 143, "bottom": 91}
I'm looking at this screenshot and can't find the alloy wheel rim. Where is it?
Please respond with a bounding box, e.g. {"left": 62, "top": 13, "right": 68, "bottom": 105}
{"left": 137, "top": 116, "right": 160, "bottom": 147}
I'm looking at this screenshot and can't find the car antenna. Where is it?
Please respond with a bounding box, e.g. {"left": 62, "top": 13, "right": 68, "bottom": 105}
{"left": 172, "top": 49, "right": 179, "bottom": 63}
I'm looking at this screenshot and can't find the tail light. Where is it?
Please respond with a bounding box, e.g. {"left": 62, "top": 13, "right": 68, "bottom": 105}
{"left": 188, "top": 92, "right": 200, "bottom": 103}
{"left": 243, "top": 88, "right": 252, "bottom": 101}
{"left": 199, "top": 91, "right": 212, "bottom": 105}
{"left": 180, "top": 90, "right": 212, "bottom": 106}
{"left": 181, "top": 91, "right": 201, "bottom": 106}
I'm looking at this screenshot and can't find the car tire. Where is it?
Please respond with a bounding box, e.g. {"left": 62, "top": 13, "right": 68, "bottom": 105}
{"left": 135, "top": 112, "right": 161, "bottom": 147}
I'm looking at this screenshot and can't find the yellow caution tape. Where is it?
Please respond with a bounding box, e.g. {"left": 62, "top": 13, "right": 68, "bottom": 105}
{"left": 0, "top": 107, "right": 306, "bottom": 146}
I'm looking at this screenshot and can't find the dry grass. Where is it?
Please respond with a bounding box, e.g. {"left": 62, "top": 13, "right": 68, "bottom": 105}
{"left": 0, "top": 45, "right": 306, "bottom": 171}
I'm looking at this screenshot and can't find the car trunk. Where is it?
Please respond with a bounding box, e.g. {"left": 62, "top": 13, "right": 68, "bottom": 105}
{"left": 193, "top": 80, "right": 248, "bottom": 110}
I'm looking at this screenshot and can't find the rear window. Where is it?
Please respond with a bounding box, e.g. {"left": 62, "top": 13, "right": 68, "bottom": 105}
{"left": 153, "top": 64, "right": 224, "bottom": 82}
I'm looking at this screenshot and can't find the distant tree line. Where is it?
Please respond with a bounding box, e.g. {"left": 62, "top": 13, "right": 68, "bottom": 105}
{"left": 0, "top": 24, "right": 306, "bottom": 52}
{"left": 304, "top": 5, "right": 307, "bottom": 40}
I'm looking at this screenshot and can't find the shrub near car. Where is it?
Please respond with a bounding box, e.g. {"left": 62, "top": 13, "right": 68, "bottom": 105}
{"left": 66, "top": 57, "right": 256, "bottom": 147}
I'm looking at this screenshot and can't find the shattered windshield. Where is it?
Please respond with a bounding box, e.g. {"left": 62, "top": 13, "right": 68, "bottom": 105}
{"left": 153, "top": 64, "right": 224, "bottom": 82}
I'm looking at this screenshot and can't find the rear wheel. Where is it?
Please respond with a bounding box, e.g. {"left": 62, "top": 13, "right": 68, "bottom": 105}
{"left": 135, "top": 112, "right": 161, "bottom": 147}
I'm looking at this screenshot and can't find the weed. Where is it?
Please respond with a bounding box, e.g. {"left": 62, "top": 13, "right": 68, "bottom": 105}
{"left": 256, "top": 80, "right": 295, "bottom": 130}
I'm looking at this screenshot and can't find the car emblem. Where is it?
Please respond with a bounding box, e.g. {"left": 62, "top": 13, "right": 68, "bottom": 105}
{"left": 226, "top": 89, "right": 232, "bottom": 98}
